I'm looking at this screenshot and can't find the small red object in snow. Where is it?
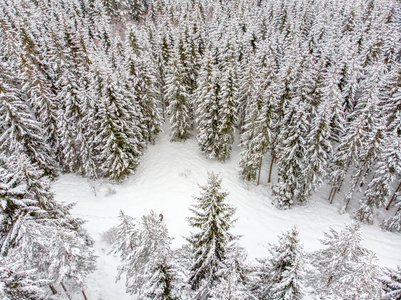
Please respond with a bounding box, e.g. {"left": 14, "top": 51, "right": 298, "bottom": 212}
{"left": 159, "top": 213, "right": 164, "bottom": 221}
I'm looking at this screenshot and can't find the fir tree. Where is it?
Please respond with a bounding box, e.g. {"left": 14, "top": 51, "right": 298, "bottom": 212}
{"left": 195, "top": 49, "right": 222, "bottom": 160}
{"left": 93, "top": 62, "right": 144, "bottom": 182}
{"left": 166, "top": 40, "right": 192, "bottom": 141}
{"left": 238, "top": 78, "right": 268, "bottom": 182}
{"left": 382, "top": 266, "right": 401, "bottom": 300}
{"left": 218, "top": 44, "right": 238, "bottom": 162}
{"left": 0, "top": 154, "right": 96, "bottom": 296}
{"left": 0, "top": 257, "right": 48, "bottom": 300}
{"left": 0, "top": 61, "right": 56, "bottom": 176}
{"left": 357, "top": 134, "right": 401, "bottom": 224}
{"left": 273, "top": 99, "right": 310, "bottom": 209}
{"left": 210, "top": 244, "right": 254, "bottom": 300}
{"left": 187, "top": 172, "right": 238, "bottom": 298}
{"left": 112, "top": 211, "right": 179, "bottom": 299}
{"left": 311, "top": 222, "right": 382, "bottom": 299}
{"left": 254, "top": 227, "right": 304, "bottom": 300}
{"left": 237, "top": 49, "right": 258, "bottom": 132}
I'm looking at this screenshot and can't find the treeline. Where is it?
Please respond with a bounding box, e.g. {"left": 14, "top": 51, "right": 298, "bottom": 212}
{"left": 1, "top": 0, "right": 401, "bottom": 297}
{"left": 1, "top": 0, "right": 401, "bottom": 223}
{"left": 111, "top": 173, "right": 400, "bottom": 299}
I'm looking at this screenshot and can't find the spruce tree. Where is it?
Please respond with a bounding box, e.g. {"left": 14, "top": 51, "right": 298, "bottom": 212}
{"left": 254, "top": 227, "right": 304, "bottom": 300}
{"left": 210, "top": 244, "right": 253, "bottom": 300}
{"left": 195, "top": 49, "right": 222, "bottom": 160}
{"left": 0, "top": 257, "right": 47, "bottom": 300}
{"left": 218, "top": 44, "right": 238, "bottom": 162}
{"left": 187, "top": 172, "right": 238, "bottom": 299}
{"left": 311, "top": 222, "right": 382, "bottom": 299}
{"left": 273, "top": 99, "right": 310, "bottom": 209}
{"left": 238, "top": 78, "right": 268, "bottom": 182}
{"left": 93, "top": 61, "right": 144, "bottom": 182}
{"left": 0, "top": 61, "right": 56, "bottom": 176}
{"left": 0, "top": 153, "right": 96, "bottom": 297}
{"left": 112, "top": 211, "right": 179, "bottom": 299}
{"left": 382, "top": 266, "right": 401, "bottom": 300}
{"left": 166, "top": 39, "right": 192, "bottom": 141}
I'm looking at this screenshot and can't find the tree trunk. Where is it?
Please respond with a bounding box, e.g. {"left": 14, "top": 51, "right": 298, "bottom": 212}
{"left": 49, "top": 284, "right": 58, "bottom": 295}
{"left": 61, "top": 282, "right": 72, "bottom": 300}
{"left": 328, "top": 187, "right": 334, "bottom": 203}
{"left": 257, "top": 156, "right": 263, "bottom": 185}
{"left": 329, "top": 187, "right": 338, "bottom": 204}
{"left": 268, "top": 151, "right": 275, "bottom": 184}
{"left": 386, "top": 181, "right": 401, "bottom": 210}
{"left": 82, "top": 290, "right": 88, "bottom": 300}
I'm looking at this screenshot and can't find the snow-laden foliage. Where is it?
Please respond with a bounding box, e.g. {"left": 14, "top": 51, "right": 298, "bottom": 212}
{"left": 111, "top": 210, "right": 181, "bottom": 299}
{"left": 311, "top": 222, "right": 382, "bottom": 299}
{"left": 382, "top": 265, "right": 401, "bottom": 300}
{"left": 210, "top": 244, "right": 254, "bottom": 300}
{"left": 253, "top": 227, "right": 305, "bottom": 300}
{"left": 187, "top": 172, "right": 238, "bottom": 298}
{"left": 0, "top": 257, "right": 48, "bottom": 300}
{"left": 0, "top": 153, "right": 96, "bottom": 296}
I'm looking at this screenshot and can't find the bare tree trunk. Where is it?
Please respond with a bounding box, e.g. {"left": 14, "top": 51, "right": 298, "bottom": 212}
{"left": 49, "top": 284, "right": 58, "bottom": 295}
{"left": 257, "top": 156, "right": 263, "bottom": 185}
{"left": 328, "top": 187, "right": 334, "bottom": 203}
{"left": 386, "top": 181, "right": 401, "bottom": 210}
{"left": 82, "top": 290, "right": 88, "bottom": 300}
{"left": 329, "top": 187, "right": 338, "bottom": 204}
{"left": 61, "top": 282, "right": 72, "bottom": 300}
{"left": 268, "top": 151, "right": 275, "bottom": 184}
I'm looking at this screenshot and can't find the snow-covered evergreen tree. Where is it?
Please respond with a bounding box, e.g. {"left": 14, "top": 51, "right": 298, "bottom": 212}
{"left": 357, "top": 134, "right": 401, "bottom": 224}
{"left": 195, "top": 48, "right": 222, "bottom": 160}
{"left": 93, "top": 61, "right": 144, "bottom": 182}
{"left": 254, "top": 227, "right": 304, "bottom": 300}
{"left": 210, "top": 244, "right": 254, "bottom": 300}
{"left": 0, "top": 61, "right": 56, "bottom": 176}
{"left": 0, "top": 153, "right": 96, "bottom": 297}
{"left": 273, "top": 99, "right": 310, "bottom": 209}
{"left": 237, "top": 49, "right": 258, "bottom": 132}
{"left": 166, "top": 39, "right": 192, "bottom": 141}
{"left": 112, "top": 210, "right": 179, "bottom": 299}
{"left": 0, "top": 257, "right": 48, "bottom": 300}
{"left": 382, "top": 266, "right": 401, "bottom": 300}
{"left": 218, "top": 43, "right": 238, "bottom": 162}
{"left": 238, "top": 78, "right": 268, "bottom": 182}
{"left": 311, "top": 222, "right": 382, "bottom": 299}
{"left": 187, "top": 172, "right": 238, "bottom": 299}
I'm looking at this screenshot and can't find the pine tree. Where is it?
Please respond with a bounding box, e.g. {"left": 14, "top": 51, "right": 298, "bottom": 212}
{"left": 0, "top": 257, "right": 47, "bottom": 300}
{"left": 0, "top": 154, "right": 96, "bottom": 296}
{"left": 112, "top": 211, "right": 179, "bottom": 298}
{"left": 273, "top": 99, "right": 310, "bottom": 209}
{"left": 195, "top": 48, "right": 221, "bottom": 159}
{"left": 382, "top": 266, "right": 401, "bottom": 300}
{"left": 311, "top": 222, "right": 381, "bottom": 299}
{"left": 254, "top": 227, "right": 304, "bottom": 300}
{"left": 237, "top": 49, "right": 258, "bottom": 132}
{"left": 238, "top": 78, "right": 268, "bottom": 182}
{"left": 0, "top": 61, "right": 56, "bottom": 176}
{"left": 218, "top": 43, "right": 238, "bottom": 162}
{"left": 93, "top": 61, "right": 144, "bottom": 182}
{"left": 166, "top": 39, "right": 192, "bottom": 141}
{"left": 187, "top": 172, "right": 238, "bottom": 298}
{"left": 210, "top": 244, "right": 253, "bottom": 300}
{"left": 339, "top": 62, "right": 386, "bottom": 213}
{"left": 357, "top": 134, "right": 401, "bottom": 224}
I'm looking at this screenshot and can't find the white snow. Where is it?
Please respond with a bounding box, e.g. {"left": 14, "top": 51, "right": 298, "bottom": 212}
{"left": 52, "top": 123, "right": 401, "bottom": 299}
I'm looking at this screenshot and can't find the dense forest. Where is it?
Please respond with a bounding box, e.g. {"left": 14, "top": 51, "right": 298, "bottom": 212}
{"left": 1, "top": 0, "right": 401, "bottom": 298}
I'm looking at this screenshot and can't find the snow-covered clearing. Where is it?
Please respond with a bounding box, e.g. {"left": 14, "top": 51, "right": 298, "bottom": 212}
{"left": 52, "top": 124, "right": 401, "bottom": 299}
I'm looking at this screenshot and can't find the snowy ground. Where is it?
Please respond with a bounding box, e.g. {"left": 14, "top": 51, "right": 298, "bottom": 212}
{"left": 52, "top": 124, "right": 401, "bottom": 299}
